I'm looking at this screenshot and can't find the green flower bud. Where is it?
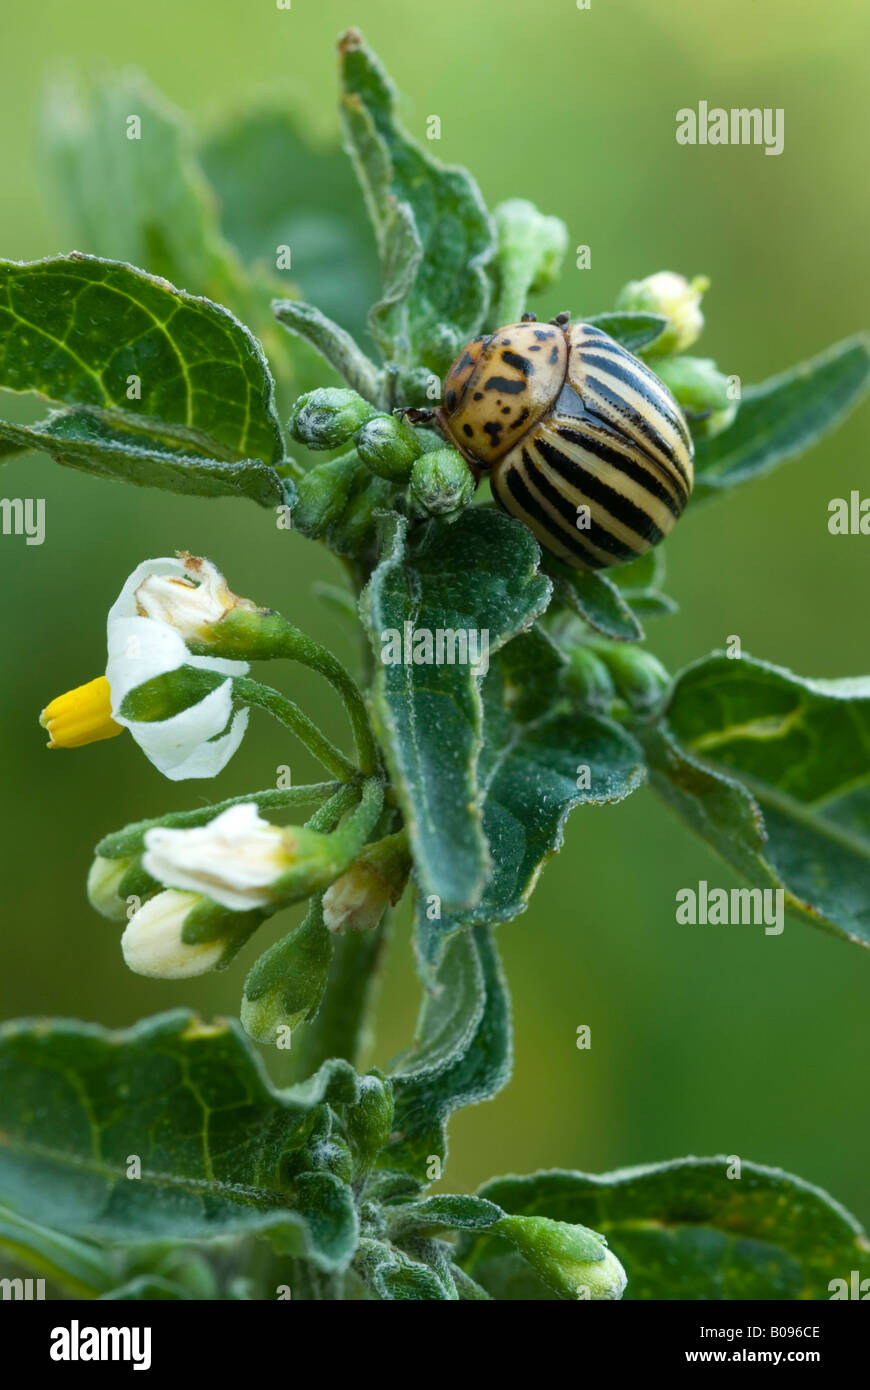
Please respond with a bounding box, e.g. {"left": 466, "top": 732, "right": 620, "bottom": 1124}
{"left": 409, "top": 448, "right": 476, "bottom": 517}
{"left": 615, "top": 271, "right": 709, "bottom": 356}
{"left": 288, "top": 388, "right": 379, "bottom": 450}
{"left": 653, "top": 355, "right": 739, "bottom": 436}
{"left": 562, "top": 646, "right": 617, "bottom": 714}
{"left": 494, "top": 198, "right": 569, "bottom": 298}
{"left": 356, "top": 414, "right": 424, "bottom": 480}
{"left": 345, "top": 1071, "right": 394, "bottom": 1169}
{"left": 328, "top": 474, "right": 396, "bottom": 557}
{"left": 496, "top": 1214, "right": 627, "bottom": 1300}
{"left": 592, "top": 644, "right": 671, "bottom": 715}
{"left": 292, "top": 452, "right": 362, "bottom": 538}
{"left": 284, "top": 1134, "right": 354, "bottom": 1185}
{"left": 240, "top": 907, "right": 332, "bottom": 1044}
{"left": 87, "top": 854, "right": 136, "bottom": 922}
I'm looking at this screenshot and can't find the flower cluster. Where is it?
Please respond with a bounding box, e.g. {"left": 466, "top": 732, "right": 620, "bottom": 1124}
{"left": 42, "top": 553, "right": 400, "bottom": 1034}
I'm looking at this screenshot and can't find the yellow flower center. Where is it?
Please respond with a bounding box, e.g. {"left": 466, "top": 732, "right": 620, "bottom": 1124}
{"left": 40, "top": 676, "right": 124, "bottom": 749}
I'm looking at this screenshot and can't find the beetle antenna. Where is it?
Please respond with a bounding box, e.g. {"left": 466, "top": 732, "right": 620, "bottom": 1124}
{"left": 549, "top": 310, "right": 571, "bottom": 327}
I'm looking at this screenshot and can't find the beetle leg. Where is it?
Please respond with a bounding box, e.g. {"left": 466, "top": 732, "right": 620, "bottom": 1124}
{"left": 401, "top": 407, "right": 436, "bottom": 424}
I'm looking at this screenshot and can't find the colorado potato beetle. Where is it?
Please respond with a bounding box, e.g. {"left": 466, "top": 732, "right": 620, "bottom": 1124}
{"left": 433, "top": 314, "right": 694, "bottom": 570}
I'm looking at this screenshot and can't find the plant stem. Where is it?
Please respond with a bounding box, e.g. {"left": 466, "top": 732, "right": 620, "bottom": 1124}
{"left": 291, "top": 910, "right": 391, "bottom": 1077}
{"left": 234, "top": 676, "right": 358, "bottom": 781}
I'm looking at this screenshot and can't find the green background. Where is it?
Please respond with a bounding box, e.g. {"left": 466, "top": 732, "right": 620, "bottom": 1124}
{"left": 1, "top": 0, "right": 868, "bottom": 1234}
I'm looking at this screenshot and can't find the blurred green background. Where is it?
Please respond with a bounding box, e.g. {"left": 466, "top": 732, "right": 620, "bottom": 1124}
{"left": 1, "top": 0, "right": 868, "bottom": 1234}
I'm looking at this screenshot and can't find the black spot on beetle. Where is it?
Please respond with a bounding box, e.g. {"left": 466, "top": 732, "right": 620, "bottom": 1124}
{"left": 529, "top": 344, "right": 542, "bottom": 352}
{"left": 456, "top": 351, "right": 475, "bottom": 372}
{"left": 445, "top": 388, "right": 457, "bottom": 411}
{"left": 534, "top": 329, "right": 556, "bottom": 341}
{"left": 484, "top": 376, "right": 526, "bottom": 394}
{"left": 463, "top": 424, "right": 474, "bottom": 438}
{"left": 484, "top": 420, "right": 503, "bottom": 447}
{"left": 502, "top": 406, "right": 511, "bottom": 415}
{"left": 502, "top": 350, "right": 534, "bottom": 375}
{"left": 473, "top": 391, "right": 484, "bottom": 401}
{"left": 510, "top": 406, "right": 531, "bottom": 431}
{"left": 549, "top": 345, "right": 560, "bottom": 364}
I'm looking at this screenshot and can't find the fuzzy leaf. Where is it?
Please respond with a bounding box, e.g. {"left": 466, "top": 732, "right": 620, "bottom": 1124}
{"left": 651, "top": 654, "right": 870, "bottom": 949}
{"left": 362, "top": 510, "right": 551, "bottom": 915}
{"left": 0, "top": 255, "right": 284, "bottom": 470}
{"left": 464, "top": 1159, "right": 869, "bottom": 1300}
{"left": 586, "top": 312, "right": 668, "bottom": 354}
{"left": 422, "top": 630, "right": 645, "bottom": 967}
{"left": 0, "top": 1010, "right": 359, "bottom": 1269}
{"left": 200, "top": 104, "right": 381, "bottom": 346}
{"left": 693, "top": 335, "right": 870, "bottom": 498}
{"left": 549, "top": 561, "right": 645, "bottom": 642}
{"left": 0, "top": 409, "right": 287, "bottom": 506}
{"left": 338, "top": 29, "right": 494, "bottom": 380}
{"left": 385, "top": 927, "right": 511, "bottom": 1182}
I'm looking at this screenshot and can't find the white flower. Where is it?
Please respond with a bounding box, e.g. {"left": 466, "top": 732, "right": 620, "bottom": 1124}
{"left": 106, "top": 556, "right": 250, "bottom": 780}
{"left": 121, "top": 889, "right": 228, "bottom": 978}
{"left": 143, "top": 803, "right": 293, "bottom": 911}
{"left": 133, "top": 551, "right": 256, "bottom": 642}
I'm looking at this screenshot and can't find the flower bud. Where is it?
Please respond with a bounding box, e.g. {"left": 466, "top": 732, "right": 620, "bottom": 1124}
{"left": 595, "top": 645, "right": 671, "bottom": 715}
{"left": 615, "top": 271, "right": 709, "bottom": 356}
{"left": 322, "top": 832, "right": 411, "bottom": 935}
{"left": 409, "top": 448, "right": 476, "bottom": 517}
{"left": 356, "top": 414, "right": 423, "bottom": 480}
{"left": 562, "top": 646, "right": 617, "bottom": 714}
{"left": 121, "top": 890, "right": 261, "bottom": 979}
{"left": 240, "top": 909, "right": 333, "bottom": 1044}
{"left": 132, "top": 553, "right": 258, "bottom": 645}
{"left": 344, "top": 1072, "right": 394, "bottom": 1169}
{"left": 496, "top": 1214, "right": 627, "bottom": 1300}
{"left": 288, "top": 388, "right": 379, "bottom": 450}
{"left": 494, "top": 197, "right": 568, "bottom": 297}
{"left": 652, "top": 355, "right": 738, "bottom": 438}
{"left": 87, "top": 854, "right": 137, "bottom": 922}
{"left": 143, "top": 803, "right": 339, "bottom": 912}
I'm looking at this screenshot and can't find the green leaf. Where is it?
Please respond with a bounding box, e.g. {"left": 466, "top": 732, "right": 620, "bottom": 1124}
{"left": 693, "top": 335, "right": 870, "bottom": 498}
{"left": 549, "top": 561, "right": 645, "bottom": 642}
{"left": 361, "top": 509, "right": 551, "bottom": 915}
{"left": 386, "top": 1194, "right": 504, "bottom": 1235}
{"left": 43, "top": 73, "right": 247, "bottom": 312}
{"left": 355, "top": 1236, "right": 454, "bottom": 1300}
{"left": 586, "top": 312, "right": 668, "bottom": 354}
{"left": 653, "top": 654, "right": 870, "bottom": 948}
{"left": 385, "top": 927, "right": 511, "bottom": 1182}
{"left": 610, "top": 548, "right": 678, "bottom": 618}
{"left": 464, "top": 1159, "right": 869, "bottom": 1300}
{"left": 0, "top": 1206, "right": 113, "bottom": 1297}
{"left": 0, "top": 1010, "right": 359, "bottom": 1270}
{"left": 0, "top": 255, "right": 284, "bottom": 471}
{"left": 0, "top": 408, "right": 286, "bottom": 507}
{"left": 424, "top": 630, "right": 645, "bottom": 966}
{"left": 273, "top": 299, "right": 382, "bottom": 404}
{"left": 200, "top": 104, "right": 381, "bottom": 348}
{"left": 338, "top": 29, "right": 494, "bottom": 381}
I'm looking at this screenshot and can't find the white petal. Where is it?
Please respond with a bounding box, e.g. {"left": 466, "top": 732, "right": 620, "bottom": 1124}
{"left": 121, "top": 889, "right": 226, "bottom": 978}
{"left": 143, "top": 802, "right": 289, "bottom": 909}
{"left": 108, "top": 558, "right": 190, "bottom": 624}
{"left": 124, "top": 683, "right": 248, "bottom": 780}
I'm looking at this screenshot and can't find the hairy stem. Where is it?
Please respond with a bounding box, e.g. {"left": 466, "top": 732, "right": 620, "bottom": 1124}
{"left": 291, "top": 911, "right": 391, "bottom": 1077}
